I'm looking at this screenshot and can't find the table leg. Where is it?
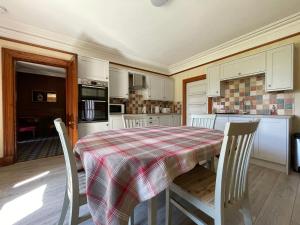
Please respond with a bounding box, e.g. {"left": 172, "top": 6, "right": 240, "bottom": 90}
{"left": 148, "top": 196, "right": 157, "bottom": 225}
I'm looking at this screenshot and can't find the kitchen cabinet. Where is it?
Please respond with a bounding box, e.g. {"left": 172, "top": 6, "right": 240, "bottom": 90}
{"left": 109, "top": 115, "right": 125, "bottom": 129}
{"left": 214, "top": 115, "right": 228, "bottom": 131}
{"left": 256, "top": 118, "right": 288, "bottom": 165}
{"left": 220, "top": 52, "right": 266, "bottom": 80}
{"left": 207, "top": 65, "right": 221, "bottom": 97}
{"left": 216, "top": 115, "right": 291, "bottom": 174}
{"left": 172, "top": 114, "right": 181, "bottom": 126}
{"left": 144, "top": 75, "right": 164, "bottom": 101}
{"left": 78, "top": 56, "right": 109, "bottom": 81}
{"left": 109, "top": 67, "right": 129, "bottom": 98}
{"left": 78, "top": 122, "right": 109, "bottom": 138}
{"left": 164, "top": 78, "right": 174, "bottom": 101}
{"left": 265, "top": 44, "right": 293, "bottom": 92}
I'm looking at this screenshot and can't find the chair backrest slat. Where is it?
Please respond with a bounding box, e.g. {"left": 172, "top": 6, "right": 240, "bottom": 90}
{"left": 123, "top": 115, "right": 149, "bottom": 128}
{"left": 190, "top": 114, "right": 216, "bottom": 129}
{"left": 54, "top": 118, "right": 79, "bottom": 197}
{"left": 215, "top": 120, "right": 259, "bottom": 215}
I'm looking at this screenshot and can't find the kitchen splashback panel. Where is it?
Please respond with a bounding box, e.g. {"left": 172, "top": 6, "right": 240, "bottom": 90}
{"left": 212, "top": 74, "right": 294, "bottom": 115}
{"left": 110, "top": 91, "right": 181, "bottom": 114}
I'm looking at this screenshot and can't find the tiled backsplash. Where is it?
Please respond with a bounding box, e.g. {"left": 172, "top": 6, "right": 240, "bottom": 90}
{"left": 110, "top": 90, "right": 182, "bottom": 114}
{"left": 212, "top": 74, "right": 294, "bottom": 115}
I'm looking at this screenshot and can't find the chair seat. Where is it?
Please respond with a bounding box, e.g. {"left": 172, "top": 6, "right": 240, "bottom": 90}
{"left": 172, "top": 165, "right": 216, "bottom": 207}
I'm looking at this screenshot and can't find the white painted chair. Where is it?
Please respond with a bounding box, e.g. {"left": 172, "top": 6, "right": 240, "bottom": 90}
{"left": 123, "top": 115, "right": 149, "bottom": 128}
{"left": 166, "top": 121, "right": 259, "bottom": 225}
{"left": 190, "top": 114, "right": 217, "bottom": 129}
{"left": 54, "top": 118, "right": 91, "bottom": 225}
{"left": 55, "top": 119, "right": 135, "bottom": 225}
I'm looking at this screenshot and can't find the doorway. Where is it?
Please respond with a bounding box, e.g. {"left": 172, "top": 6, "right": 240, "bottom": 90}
{"left": 2, "top": 48, "right": 78, "bottom": 165}
{"left": 15, "top": 62, "right": 66, "bottom": 162}
{"left": 182, "top": 75, "right": 212, "bottom": 125}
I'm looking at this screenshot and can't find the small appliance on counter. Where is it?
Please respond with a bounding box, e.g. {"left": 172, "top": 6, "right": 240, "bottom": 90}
{"left": 78, "top": 78, "right": 108, "bottom": 122}
{"left": 161, "top": 108, "right": 171, "bottom": 113}
{"left": 109, "top": 104, "right": 125, "bottom": 114}
{"left": 154, "top": 106, "right": 160, "bottom": 114}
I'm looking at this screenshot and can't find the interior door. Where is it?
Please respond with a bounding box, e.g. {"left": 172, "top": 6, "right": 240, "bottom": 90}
{"left": 186, "top": 79, "right": 207, "bottom": 126}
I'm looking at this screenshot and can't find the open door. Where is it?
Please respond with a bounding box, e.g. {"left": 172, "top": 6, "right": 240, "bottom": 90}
{"left": 2, "top": 48, "right": 78, "bottom": 165}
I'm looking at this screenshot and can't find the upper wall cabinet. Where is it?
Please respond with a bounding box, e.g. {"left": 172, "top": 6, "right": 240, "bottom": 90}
{"left": 144, "top": 75, "right": 164, "bottom": 101}
{"left": 109, "top": 67, "right": 129, "bottom": 98}
{"left": 144, "top": 75, "right": 174, "bottom": 101}
{"left": 207, "top": 65, "right": 221, "bottom": 97}
{"left": 78, "top": 56, "right": 109, "bottom": 81}
{"left": 265, "top": 44, "right": 294, "bottom": 92}
{"left": 164, "top": 78, "right": 174, "bottom": 101}
{"left": 220, "top": 52, "right": 266, "bottom": 80}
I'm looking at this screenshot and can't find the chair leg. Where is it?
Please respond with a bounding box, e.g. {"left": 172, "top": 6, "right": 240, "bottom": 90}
{"left": 210, "top": 156, "right": 215, "bottom": 172}
{"left": 128, "top": 211, "right": 134, "bottom": 225}
{"left": 68, "top": 198, "right": 79, "bottom": 225}
{"left": 165, "top": 188, "right": 172, "bottom": 225}
{"left": 239, "top": 198, "right": 253, "bottom": 225}
{"left": 57, "top": 187, "right": 69, "bottom": 225}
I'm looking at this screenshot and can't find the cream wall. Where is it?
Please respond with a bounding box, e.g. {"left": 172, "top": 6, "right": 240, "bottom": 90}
{"left": 0, "top": 40, "right": 74, "bottom": 158}
{"left": 172, "top": 35, "right": 300, "bottom": 132}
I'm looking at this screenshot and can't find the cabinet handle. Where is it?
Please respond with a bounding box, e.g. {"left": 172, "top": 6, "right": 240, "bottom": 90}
{"left": 216, "top": 91, "right": 218, "bottom": 93}
{"left": 238, "top": 72, "right": 241, "bottom": 75}
{"left": 268, "top": 84, "right": 271, "bottom": 87}
{"left": 106, "top": 77, "right": 108, "bottom": 80}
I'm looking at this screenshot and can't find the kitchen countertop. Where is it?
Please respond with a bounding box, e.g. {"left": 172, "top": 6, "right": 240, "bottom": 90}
{"left": 214, "top": 113, "right": 293, "bottom": 119}
{"left": 110, "top": 113, "right": 181, "bottom": 116}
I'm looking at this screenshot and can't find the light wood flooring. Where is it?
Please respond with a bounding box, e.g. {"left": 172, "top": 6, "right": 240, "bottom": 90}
{"left": 0, "top": 156, "right": 299, "bottom": 225}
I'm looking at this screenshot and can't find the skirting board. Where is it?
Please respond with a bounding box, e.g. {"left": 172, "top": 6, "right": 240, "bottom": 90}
{"left": 250, "top": 158, "right": 289, "bottom": 175}
{"left": 0, "top": 156, "right": 13, "bottom": 167}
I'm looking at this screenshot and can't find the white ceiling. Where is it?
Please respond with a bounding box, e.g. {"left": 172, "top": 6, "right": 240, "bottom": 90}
{"left": 1, "top": 0, "right": 300, "bottom": 69}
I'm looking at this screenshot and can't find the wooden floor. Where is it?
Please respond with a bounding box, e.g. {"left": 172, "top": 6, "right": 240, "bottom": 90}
{"left": 0, "top": 156, "right": 299, "bottom": 225}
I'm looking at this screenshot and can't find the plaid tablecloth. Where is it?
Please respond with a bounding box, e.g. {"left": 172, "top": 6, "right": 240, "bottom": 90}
{"left": 74, "top": 126, "right": 223, "bottom": 225}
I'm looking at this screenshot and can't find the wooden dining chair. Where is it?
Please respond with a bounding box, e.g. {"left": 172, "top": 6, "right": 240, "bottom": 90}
{"left": 190, "top": 114, "right": 217, "bottom": 170}
{"left": 54, "top": 118, "right": 91, "bottom": 225}
{"left": 166, "top": 121, "right": 259, "bottom": 225}
{"left": 190, "top": 114, "right": 217, "bottom": 129}
{"left": 55, "top": 118, "right": 135, "bottom": 225}
{"left": 123, "top": 115, "right": 149, "bottom": 128}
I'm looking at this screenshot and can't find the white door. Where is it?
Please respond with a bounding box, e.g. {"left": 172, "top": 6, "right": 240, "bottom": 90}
{"left": 186, "top": 80, "right": 207, "bottom": 126}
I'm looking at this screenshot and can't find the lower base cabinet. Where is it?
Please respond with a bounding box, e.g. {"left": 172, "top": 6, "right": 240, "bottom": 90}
{"left": 215, "top": 115, "right": 291, "bottom": 174}
{"left": 78, "top": 122, "right": 109, "bottom": 138}
{"left": 109, "top": 114, "right": 182, "bottom": 129}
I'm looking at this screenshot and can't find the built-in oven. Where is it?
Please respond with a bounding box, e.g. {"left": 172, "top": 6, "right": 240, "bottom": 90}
{"left": 78, "top": 79, "right": 108, "bottom": 122}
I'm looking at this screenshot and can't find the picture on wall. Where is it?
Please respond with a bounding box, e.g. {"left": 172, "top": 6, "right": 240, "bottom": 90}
{"left": 32, "top": 91, "right": 57, "bottom": 103}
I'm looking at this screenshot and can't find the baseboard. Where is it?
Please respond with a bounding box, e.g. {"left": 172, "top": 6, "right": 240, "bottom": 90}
{"left": 250, "top": 158, "right": 288, "bottom": 174}
{"left": 0, "top": 156, "right": 14, "bottom": 167}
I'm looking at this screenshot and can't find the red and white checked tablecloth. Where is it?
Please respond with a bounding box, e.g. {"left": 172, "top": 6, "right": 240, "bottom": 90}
{"left": 74, "top": 126, "right": 224, "bottom": 225}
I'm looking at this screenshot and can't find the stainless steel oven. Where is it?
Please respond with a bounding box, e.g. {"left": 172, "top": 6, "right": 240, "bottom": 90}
{"left": 78, "top": 79, "right": 108, "bottom": 122}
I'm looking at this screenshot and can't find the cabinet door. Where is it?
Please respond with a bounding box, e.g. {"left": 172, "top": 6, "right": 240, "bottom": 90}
{"left": 78, "top": 122, "right": 109, "bottom": 138}
{"left": 164, "top": 78, "right": 174, "bottom": 101}
{"left": 109, "top": 115, "right": 124, "bottom": 130}
{"left": 266, "top": 44, "right": 293, "bottom": 92}
{"left": 257, "top": 118, "right": 287, "bottom": 165}
{"left": 159, "top": 115, "right": 172, "bottom": 126}
{"left": 78, "top": 56, "right": 109, "bottom": 81}
{"left": 207, "top": 65, "right": 220, "bottom": 97}
{"left": 214, "top": 116, "right": 228, "bottom": 131}
{"left": 149, "top": 76, "right": 164, "bottom": 100}
{"left": 220, "top": 52, "right": 266, "bottom": 80}
{"left": 109, "top": 68, "right": 129, "bottom": 98}
{"left": 172, "top": 115, "right": 181, "bottom": 126}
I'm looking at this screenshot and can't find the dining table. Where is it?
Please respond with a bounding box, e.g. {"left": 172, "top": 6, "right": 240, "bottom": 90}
{"left": 74, "top": 125, "right": 224, "bottom": 225}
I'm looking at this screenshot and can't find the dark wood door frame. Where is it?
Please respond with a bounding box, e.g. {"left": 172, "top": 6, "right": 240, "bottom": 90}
{"left": 2, "top": 48, "right": 78, "bottom": 166}
{"left": 182, "top": 74, "right": 212, "bottom": 125}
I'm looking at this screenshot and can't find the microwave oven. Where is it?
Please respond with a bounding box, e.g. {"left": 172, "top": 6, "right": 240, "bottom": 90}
{"left": 109, "top": 104, "right": 125, "bottom": 114}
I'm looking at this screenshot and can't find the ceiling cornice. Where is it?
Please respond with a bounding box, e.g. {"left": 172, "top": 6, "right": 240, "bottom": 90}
{"left": 169, "top": 12, "right": 300, "bottom": 75}
{"left": 0, "top": 17, "right": 169, "bottom": 74}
